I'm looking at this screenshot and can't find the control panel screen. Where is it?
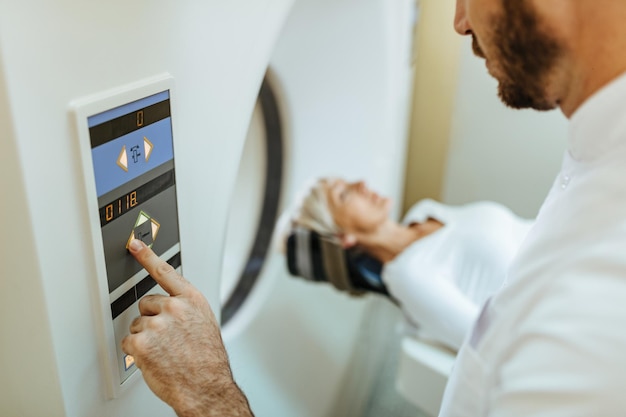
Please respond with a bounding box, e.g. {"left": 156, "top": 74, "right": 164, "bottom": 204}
{"left": 86, "top": 89, "right": 182, "bottom": 383}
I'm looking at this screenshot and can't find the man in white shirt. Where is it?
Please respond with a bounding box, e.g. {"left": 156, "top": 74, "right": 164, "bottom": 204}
{"left": 121, "top": 0, "right": 626, "bottom": 415}
{"left": 439, "top": 1, "right": 626, "bottom": 416}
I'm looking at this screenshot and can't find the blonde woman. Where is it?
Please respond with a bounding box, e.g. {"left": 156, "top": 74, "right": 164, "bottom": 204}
{"left": 289, "top": 178, "right": 533, "bottom": 351}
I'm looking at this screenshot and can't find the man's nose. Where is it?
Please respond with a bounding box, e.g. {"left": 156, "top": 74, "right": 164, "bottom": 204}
{"left": 454, "top": 0, "right": 472, "bottom": 36}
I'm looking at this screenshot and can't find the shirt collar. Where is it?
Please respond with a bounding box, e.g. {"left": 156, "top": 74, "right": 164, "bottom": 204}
{"left": 568, "top": 71, "right": 626, "bottom": 162}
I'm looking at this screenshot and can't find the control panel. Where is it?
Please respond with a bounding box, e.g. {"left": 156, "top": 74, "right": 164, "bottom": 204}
{"left": 73, "top": 76, "right": 182, "bottom": 397}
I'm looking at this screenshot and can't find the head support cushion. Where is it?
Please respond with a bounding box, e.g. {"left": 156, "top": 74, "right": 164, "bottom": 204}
{"left": 286, "top": 226, "right": 389, "bottom": 297}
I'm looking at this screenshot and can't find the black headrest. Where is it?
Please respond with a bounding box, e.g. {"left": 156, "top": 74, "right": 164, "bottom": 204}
{"left": 286, "top": 227, "right": 389, "bottom": 297}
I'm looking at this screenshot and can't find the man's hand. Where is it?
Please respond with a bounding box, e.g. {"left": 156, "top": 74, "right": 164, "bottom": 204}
{"left": 121, "top": 239, "right": 253, "bottom": 417}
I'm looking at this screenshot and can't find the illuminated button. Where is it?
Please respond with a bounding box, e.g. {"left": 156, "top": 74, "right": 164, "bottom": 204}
{"left": 117, "top": 145, "right": 129, "bottom": 172}
{"left": 144, "top": 136, "right": 154, "bottom": 162}
{"left": 127, "top": 210, "right": 161, "bottom": 249}
{"left": 124, "top": 354, "right": 135, "bottom": 371}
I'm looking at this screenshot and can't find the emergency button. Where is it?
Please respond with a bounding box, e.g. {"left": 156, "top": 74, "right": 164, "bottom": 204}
{"left": 126, "top": 210, "right": 160, "bottom": 249}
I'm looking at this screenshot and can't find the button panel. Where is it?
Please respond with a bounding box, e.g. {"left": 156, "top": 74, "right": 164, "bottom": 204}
{"left": 75, "top": 78, "right": 183, "bottom": 395}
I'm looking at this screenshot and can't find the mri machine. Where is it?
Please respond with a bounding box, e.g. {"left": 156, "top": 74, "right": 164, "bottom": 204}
{"left": 0, "top": 0, "right": 446, "bottom": 416}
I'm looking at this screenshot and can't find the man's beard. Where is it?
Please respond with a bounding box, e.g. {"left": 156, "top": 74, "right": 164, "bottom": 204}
{"left": 473, "top": 1, "right": 564, "bottom": 111}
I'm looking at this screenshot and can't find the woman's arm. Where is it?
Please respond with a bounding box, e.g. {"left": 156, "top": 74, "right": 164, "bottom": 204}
{"left": 384, "top": 261, "right": 480, "bottom": 351}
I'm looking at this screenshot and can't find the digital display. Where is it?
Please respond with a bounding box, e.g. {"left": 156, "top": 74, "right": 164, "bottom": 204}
{"left": 102, "top": 191, "right": 139, "bottom": 225}
{"left": 99, "top": 169, "right": 175, "bottom": 226}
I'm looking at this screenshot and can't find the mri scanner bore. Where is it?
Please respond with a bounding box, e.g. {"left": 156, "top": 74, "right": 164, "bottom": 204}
{"left": 75, "top": 77, "right": 183, "bottom": 394}
{"left": 221, "top": 76, "right": 284, "bottom": 325}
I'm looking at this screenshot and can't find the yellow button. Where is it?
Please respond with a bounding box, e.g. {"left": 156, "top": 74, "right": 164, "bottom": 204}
{"left": 126, "top": 210, "right": 160, "bottom": 249}
{"left": 124, "top": 354, "right": 135, "bottom": 370}
{"left": 117, "top": 145, "right": 129, "bottom": 172}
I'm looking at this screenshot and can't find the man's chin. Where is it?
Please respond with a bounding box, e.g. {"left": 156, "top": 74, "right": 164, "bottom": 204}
{"left": 498, "top": 83, "right": 557, "bottom": 111}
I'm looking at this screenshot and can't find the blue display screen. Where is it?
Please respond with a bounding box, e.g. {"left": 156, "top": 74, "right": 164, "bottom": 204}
{"left": 88, "top": 91, "right": 173, "bottom": 197}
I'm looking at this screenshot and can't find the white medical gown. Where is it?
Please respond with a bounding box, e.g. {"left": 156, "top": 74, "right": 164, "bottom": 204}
{"left": 382, "top": 199, "right": 532, "bottom": 351}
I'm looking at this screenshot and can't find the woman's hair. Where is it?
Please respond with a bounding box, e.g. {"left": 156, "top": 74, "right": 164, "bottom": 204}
{"left": 291, "top": 178, "right": 340, "bottom": 237}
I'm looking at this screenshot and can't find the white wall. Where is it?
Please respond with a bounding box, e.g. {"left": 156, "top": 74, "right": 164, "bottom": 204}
{"left": 0, "top": 1, "right": 294, "bottom": 416}
{"left": 442, "top": 37, "right": 569, "bottom": 218}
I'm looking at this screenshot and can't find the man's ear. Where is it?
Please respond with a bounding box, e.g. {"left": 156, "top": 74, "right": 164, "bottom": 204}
{"left": 340, "top": 233, "right": 357, "bottom": 249}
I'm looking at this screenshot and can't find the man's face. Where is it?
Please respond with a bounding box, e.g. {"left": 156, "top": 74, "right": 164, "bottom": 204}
{"left": 456, "top": 0, "right": 566, "bottom": 111}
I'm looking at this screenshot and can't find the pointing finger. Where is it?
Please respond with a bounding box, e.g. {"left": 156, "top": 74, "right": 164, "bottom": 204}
{"left": 128, "top": 239, "right": 187, "bottom": 296}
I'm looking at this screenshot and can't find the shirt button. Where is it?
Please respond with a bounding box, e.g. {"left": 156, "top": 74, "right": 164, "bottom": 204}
{"left": 561, "top": 175, "right": 571, "bottom": 189}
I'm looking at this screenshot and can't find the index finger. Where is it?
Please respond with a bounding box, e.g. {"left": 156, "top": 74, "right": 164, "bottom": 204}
{"left": 128, "top": 239, "right": 187, "bottom": 296}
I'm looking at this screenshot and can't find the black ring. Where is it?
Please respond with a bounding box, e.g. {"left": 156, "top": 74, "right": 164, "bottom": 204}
{"left": 221, "top": 75, "right": 284, "bottom": 326}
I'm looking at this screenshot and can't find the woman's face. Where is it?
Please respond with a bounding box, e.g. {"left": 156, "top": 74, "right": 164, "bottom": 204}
{"left": 325, "top": 179, "right": 391, "bottom": 235}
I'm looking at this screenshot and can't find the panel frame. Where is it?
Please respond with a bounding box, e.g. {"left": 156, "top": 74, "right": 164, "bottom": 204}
{"left": 71, "top": 74, "right": 179, "bottom": 399}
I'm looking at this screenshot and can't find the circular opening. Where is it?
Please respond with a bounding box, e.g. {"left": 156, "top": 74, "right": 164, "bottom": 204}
{"left": 220, "top": 76, "right": 284, "bottom": 326}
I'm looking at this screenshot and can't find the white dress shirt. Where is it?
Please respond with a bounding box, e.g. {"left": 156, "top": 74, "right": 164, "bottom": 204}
{"left": 439, "top": 71, "right": 626, "bottom": 416}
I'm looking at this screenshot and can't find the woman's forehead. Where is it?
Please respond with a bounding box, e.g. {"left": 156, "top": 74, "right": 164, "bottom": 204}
{"left": 322, "top": 178, "right": 343, "bottom": 191}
